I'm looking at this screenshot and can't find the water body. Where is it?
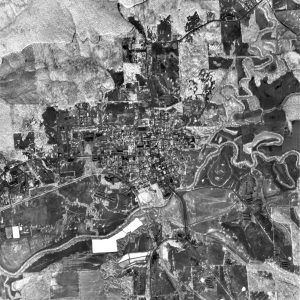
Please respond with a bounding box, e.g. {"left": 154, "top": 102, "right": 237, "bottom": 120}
{"left": 26, "top": 240, "right": 92, "bottom": 272}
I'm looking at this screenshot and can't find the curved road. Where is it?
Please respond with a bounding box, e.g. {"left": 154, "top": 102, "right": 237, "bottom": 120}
{"left": 0, "top": 207, "right": 139, "bottom": 277}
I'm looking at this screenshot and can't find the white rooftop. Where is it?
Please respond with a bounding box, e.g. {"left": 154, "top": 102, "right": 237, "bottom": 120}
{"left": 92, "top": 218, "right": 143, "bottom": 254}
{"left": 12, "top": 226, "right": 20, "bottom": 239}
{"left": 119, "top": 251, "right": 150, "bottom": 263}
{"left": 118, "top": 251, "right": 150, "bottom": 267}
{"left": 92, "top": 238, "right": 118, "bottom": 253}
{"left": 122, "top": 218, "right": 143, "bottom": 234}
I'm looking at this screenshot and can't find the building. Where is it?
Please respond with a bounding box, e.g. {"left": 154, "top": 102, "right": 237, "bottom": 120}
{"left": 118, "top": 251, "right": 151, "bottom": 268}
{"left": 92, "top": 218, "right": 143, "bottom": 254}
{"left": 5, "top": 226, "right": 20, "bottom": 239}
{"left": 92, "top": 239, "right": 118, "bottom": 253}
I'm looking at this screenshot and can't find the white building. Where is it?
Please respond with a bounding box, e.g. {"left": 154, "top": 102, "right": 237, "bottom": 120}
{"left": 92, "top": 238, "right": 118, "bottom": 253}
{"left": 12, "top": 226, "right": 20, "bottom": 239}
{"left": 92, "top": 218, "right": 143, "bottom": 254}
{"left": 118, "top": 251, "right": 151, "bottom": 268}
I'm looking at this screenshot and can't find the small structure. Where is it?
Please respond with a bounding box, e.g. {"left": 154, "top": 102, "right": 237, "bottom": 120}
{"left": 12, "top": 226, "right": 20, "bottom": 239}
{"left": 5, "top": 226, "right": 20, "bottom": 239}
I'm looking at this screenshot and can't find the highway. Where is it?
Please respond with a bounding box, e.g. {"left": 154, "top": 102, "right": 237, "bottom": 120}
{"left": 0, "top": 206, "right": 140, "bottom": 277}
{"left": 0, "top": 172, "right": 100, "bottom": 213}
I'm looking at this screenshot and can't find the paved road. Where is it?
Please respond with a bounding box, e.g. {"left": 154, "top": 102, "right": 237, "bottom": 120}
{"left": 0, "top": 172, "right": 100, "bottom": 212}
{"left": 0, "top": 206, "right": 140, "bottom": 277}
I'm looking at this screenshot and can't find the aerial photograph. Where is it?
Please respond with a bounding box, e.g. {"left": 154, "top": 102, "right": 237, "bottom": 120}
{"left": 0, "top": 0, "right": 299, "bottom": 299}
